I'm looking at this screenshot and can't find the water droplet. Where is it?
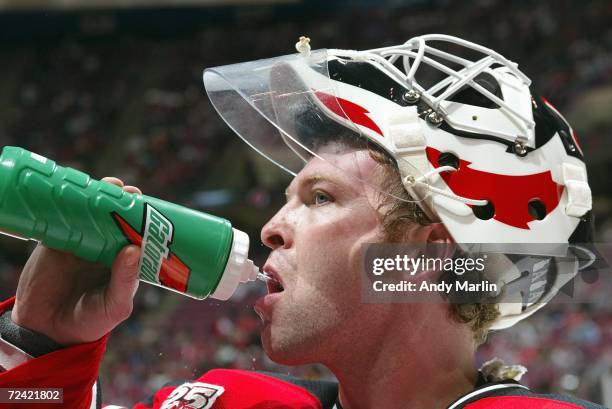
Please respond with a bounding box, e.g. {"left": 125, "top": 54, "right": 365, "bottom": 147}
{"left": 257, "top": 272, "right": 276, "bottom": 283}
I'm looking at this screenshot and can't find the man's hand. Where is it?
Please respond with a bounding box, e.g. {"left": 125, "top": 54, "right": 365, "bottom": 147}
{"left": 11, "top": 177, "right": 143, "bottom": 346}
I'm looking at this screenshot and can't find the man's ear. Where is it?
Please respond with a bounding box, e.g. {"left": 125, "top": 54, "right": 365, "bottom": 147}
{"left": 425, "top": 222, "right": 454, "bottom": 245}
{"left": 426, "top": 223, "right": 455, "bottom": 261}
{"left": 402, "top": 222, "right": 454, "bottom": 244}
{"left": 403, "top": 222, "right": 455, "bottom": 263}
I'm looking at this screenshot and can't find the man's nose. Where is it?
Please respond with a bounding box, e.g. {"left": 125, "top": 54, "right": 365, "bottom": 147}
{"left": 260, "top": 206, "right": 293, "bottom": 250}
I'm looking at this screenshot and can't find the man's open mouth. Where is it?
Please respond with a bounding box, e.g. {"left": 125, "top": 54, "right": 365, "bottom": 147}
{"left": 263, "top": 267, "right": 285, "bottom": 294}
{"left": 266, "top": 279, "right": 284, "bottom": 294}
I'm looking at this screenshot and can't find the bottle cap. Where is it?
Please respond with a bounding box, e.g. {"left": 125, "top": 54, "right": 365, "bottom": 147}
{"left": 210, "top": 228, "right": 259, "bottom": 300}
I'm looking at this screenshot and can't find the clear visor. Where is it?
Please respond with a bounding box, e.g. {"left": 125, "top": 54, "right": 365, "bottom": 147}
{"left": 203, "top": 49, "right": 425, "bottom": 203}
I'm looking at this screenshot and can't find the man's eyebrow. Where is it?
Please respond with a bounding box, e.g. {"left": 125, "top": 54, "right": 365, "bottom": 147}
{"left": 284, "top": 175, "right": 339, "bottom": 198}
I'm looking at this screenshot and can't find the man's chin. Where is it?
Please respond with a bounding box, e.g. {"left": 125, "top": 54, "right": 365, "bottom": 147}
{"left": 260, "top": 324, "right": 314, "bottom": 366}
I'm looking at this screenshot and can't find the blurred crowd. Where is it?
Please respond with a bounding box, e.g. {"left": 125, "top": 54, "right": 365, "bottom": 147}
{"left": 0, "top": 0, "right": 611, "bottom": 406}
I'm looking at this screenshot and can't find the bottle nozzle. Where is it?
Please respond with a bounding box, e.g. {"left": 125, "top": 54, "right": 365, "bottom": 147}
{"left": 210, "top": 229, "right": 263, "bottom": 300}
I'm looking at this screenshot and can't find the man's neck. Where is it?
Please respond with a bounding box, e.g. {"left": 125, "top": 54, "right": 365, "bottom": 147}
{"left": 326, "top": 311, "right": 479, "bottom": 409}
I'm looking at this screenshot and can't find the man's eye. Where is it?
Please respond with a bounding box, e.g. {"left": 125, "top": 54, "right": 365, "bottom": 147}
{"left": 313, "top": 191, "right": 332, "bottom": 205}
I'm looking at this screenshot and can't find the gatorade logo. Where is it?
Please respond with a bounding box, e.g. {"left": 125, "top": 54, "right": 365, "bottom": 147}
{"left": 112, "top": 204, "right": 191, "bottom": 293}
{"left": 139, "top": 204, "right": 173, "bottom": 282}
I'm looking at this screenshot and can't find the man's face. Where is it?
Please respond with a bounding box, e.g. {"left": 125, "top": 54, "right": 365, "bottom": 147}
{"left": 255, "top": 145, "right": 391, "bottom": 365}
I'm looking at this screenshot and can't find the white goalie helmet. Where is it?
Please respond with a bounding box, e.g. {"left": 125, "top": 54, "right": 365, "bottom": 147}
{"left": 203, "top": 34, "right": 594, "bottom": 330}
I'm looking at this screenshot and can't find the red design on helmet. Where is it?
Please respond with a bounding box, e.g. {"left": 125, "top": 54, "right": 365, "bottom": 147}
{"left": 426, "top": 147, "right": 564, "bottom": 229}
{"left": 314, "top": 90, "right": 383, "bottom": 137}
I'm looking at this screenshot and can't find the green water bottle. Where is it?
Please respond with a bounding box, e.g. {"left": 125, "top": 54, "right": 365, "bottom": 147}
{"left": 0, "top": 146, "right": 261, "bottom": 300}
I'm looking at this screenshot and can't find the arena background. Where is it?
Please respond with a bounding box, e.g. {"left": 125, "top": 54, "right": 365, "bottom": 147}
{"left": 0, "top": 0, "right": 610, "bottom": 406}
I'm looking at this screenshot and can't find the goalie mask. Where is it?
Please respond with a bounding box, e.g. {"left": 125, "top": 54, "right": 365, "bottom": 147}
{"left": 203, "top": 34, "right": 594, "bottom": 330}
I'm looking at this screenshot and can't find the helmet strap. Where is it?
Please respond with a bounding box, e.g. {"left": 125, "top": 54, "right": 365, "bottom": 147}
{"left": 387, "top": 106, "right": 438, "bottom": 221}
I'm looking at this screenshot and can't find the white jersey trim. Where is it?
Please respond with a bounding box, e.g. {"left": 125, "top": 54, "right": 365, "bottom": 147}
{"left": 447, "top": 383, "right": 529, "bottom": 409}
{"left": 0, "top": 334, "right": 33, "bottom": 371}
